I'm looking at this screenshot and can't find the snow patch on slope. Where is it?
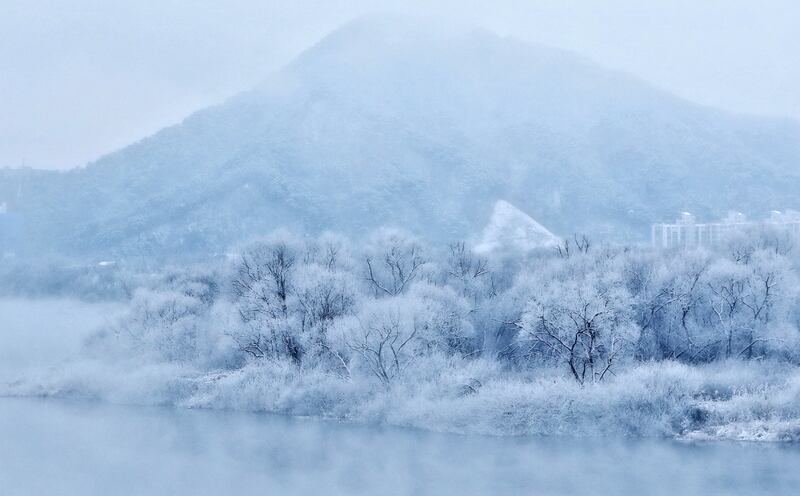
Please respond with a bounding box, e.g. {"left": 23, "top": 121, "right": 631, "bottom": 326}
{"left": 476, "top": 200, "right": 560, "bottom": 254}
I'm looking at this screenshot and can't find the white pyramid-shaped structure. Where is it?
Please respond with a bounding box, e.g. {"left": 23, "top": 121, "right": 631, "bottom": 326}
{"left": 475, "top": 200, "right": 560, "bottom": 254}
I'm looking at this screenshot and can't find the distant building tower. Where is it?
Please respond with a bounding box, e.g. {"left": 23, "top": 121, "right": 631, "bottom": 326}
{"left": 652, "top": 210, "right": 800, "bottom": 249}
{"left": 723, "top": 211, "right": 747, "bottom": 224}
{"left": 651, "top": 212, "right": 698, "bottom": 249}
{"left": 677, "top": 212, "right": 695, "bottom": 225}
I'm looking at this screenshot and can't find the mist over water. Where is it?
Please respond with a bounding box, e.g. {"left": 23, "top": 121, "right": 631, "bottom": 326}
{"left": 0, "top": 298, "right": 122, "bottom": 384}
{"left": 2, "top": 396, "right": 800, "bottom": 496}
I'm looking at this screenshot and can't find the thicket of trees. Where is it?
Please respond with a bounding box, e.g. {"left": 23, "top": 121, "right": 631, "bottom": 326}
{"left": 97, "top": 227, "right": 800, "bottom": 388}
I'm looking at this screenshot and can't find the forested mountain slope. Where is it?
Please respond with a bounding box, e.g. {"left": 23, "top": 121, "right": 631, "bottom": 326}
{"left": 3, "top": 17, "right": 800, "bottom": 258}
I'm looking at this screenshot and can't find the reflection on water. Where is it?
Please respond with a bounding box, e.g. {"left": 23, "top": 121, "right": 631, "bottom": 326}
{"left": 1, "top": 397, "right": 798, "bottom": 496}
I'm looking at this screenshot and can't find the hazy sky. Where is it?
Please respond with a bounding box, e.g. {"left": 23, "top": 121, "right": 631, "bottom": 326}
{"left": 2, "top": 0, "right": 799, "bottom": 170}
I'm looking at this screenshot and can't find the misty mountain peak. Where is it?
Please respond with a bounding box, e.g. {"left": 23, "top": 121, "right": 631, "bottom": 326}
{"left": 3, "top": 18, "right": 800, "bottom": 257}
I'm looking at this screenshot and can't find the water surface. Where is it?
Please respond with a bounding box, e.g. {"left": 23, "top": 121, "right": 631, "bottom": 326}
{"left": 1, "top": 396, "right": 799, "bottom": 496}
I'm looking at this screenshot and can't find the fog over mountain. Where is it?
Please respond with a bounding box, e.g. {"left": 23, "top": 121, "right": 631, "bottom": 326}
{"left": 2, "top": 17, "right": 800, "bottom": 258}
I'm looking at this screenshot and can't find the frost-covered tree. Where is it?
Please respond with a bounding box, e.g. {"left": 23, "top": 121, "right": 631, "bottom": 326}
{"left": 100, "top": 273, "right": 216, "bottom": 363}
{"left": 627, "top": 251, "right": 710, "bottom": 361}
{"left": 302, "top": 231, "right": 356, "bottom": 272}
{"left": 83, "top": 226, "right": 800, "bottom": 398}
{"left": 291, "top": 263, "right": 359, "bottom": 367}
{"left": 442, "top": 241, "right": 492, "bottom": 304}
{"left": 230, "top": 235, "right": 301, "bottom": 362}
{"left": 739, "top": 249, "right": 794, "bottom": 359}
{"left": 337, "top": 298, "right": 421, "bottom": 386}
{"left": 363, "top": 228, "right": 428, "bottom": 297}
{"left": 333, "top": 280, "right": 474, "bottom": 385}
{"left": 704, "top": 258, "right": 750, "bottom": 360}
{"left": 514, "top": 256, "right": 639, "bottom": 384}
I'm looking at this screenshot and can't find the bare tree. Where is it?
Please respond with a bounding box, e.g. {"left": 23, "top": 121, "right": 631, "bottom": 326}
{"left": 574, "top": 234, "right": 591, "bottom": 254}
{"left": 445, "top": 241, "right": 490, "bottom": 302}
{"left": 555, "top": 238, "right": 571, "bottom": 259}
{"left": 739, "top": 261, "right": 781, "bottom": 358}
{"left": 515, "top": 275, "right": 637, "bottom": 385}
{"left": 365, "top": 241, "right": 426, "bottom": 296}
{"left": 231, "top": 241, "right": 300, "bottom": 363}
{"left": 707, "top": 272, "right": 747, "bottom": 360}
{"left": 346, "top": 311, "right": 418, "bottom": 386}
{"left": 555, "top": 235, "right": 591, "bottom": 259}
{"left": 447, "top": 242, "right": 489, "bottom": 280}
{"left": 232, "top": 243, "right": 295, "bottom": 313}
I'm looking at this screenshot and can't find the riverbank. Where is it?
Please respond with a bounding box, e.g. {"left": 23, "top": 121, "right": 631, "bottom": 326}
{"left": 3, "top": 296, "right": 799, "bottom": 443}
{"left": 6, "top": 358, "right": 800, "bottom": 442}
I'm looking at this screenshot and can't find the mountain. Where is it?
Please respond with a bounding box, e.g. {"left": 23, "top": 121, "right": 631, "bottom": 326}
{"left": 475, "top": 200, "right": 559, "bottom": 254}
{"left": 2, "top": 16, "right": 800, "bottom": 258}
